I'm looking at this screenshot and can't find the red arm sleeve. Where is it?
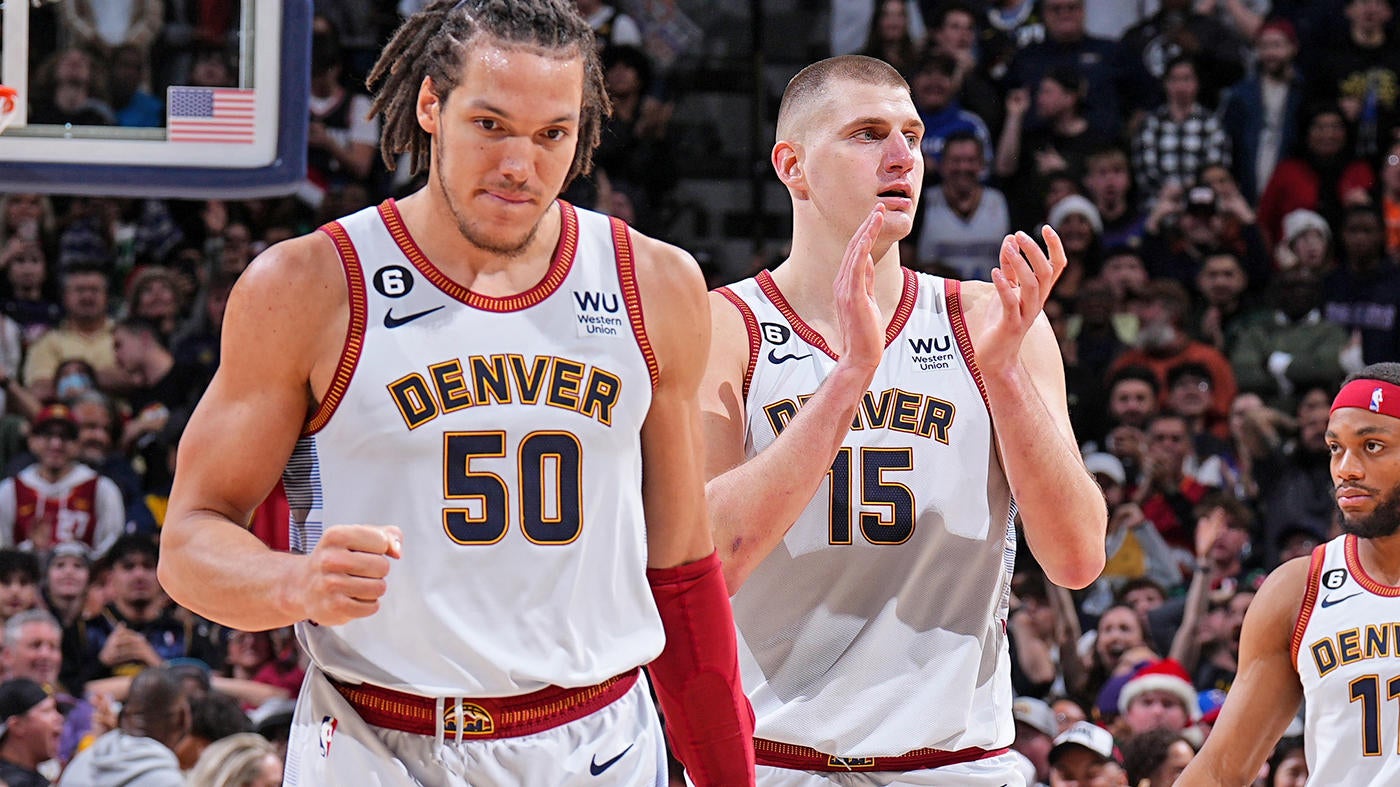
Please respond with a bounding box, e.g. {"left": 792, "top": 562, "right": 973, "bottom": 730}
{"left": 646, "top": 550, "right": 755, "bottom": 786}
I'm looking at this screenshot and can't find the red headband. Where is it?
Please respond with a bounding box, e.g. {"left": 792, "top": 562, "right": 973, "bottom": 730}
{"left": 1331, "top": 379, "right": 1400, "bottom": 418}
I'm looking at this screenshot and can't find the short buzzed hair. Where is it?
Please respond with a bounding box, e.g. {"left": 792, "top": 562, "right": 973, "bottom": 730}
{"left": 1347, "top": 362, "right": 1400, "bottom": 387}
{"left": 776, "top": 55, "right": 909, "bottom": 141}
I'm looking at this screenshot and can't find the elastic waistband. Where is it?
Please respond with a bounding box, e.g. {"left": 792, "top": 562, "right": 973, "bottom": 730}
{"left": 755, "top": 737, "right": 1009, "bottom": 772}
{"left": 330, "top": 668, "right": 639, "bottom": 739}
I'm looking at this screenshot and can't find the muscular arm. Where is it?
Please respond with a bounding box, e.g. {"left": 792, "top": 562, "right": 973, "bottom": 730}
{"left": 158, "top": 234, "right": 399, "bottom": 631}
{"left": 1178, "top": 557, "right": 1309, "bottom": 786}
{"left": 702, "top": 210, "right": 887, "bottom": 591}
{"left": 966, "top": 290, "right": 1106, "bottom": 589}
{"left": 632, "top": 234, "right": 716, "bottom": 568}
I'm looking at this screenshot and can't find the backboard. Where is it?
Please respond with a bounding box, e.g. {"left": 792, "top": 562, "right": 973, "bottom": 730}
{"left": 0, "top": 0, "right": 310, "bottom": 198}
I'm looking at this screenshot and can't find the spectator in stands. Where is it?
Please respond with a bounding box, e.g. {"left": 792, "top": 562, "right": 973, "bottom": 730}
{"left": 1382, "top": 140, "right": 1400, "bottom": 257}
{"left": 997, "top": 68, "right": 1105, "bottom": 228}
{"left": 595, "top": 45, "right": 675, "bottom": 233}
{"left": 1310, "top": 0, "right": 1400, "bottom": 158}
{"left": 21, "top": 265, "right": 117, "bottom": 401}
{"left": 187, "top": 45, "right": 236, "bottom": 89}
{"left": 1257, "top": 104, "right": 1375, "bottom": 248}
{"left": 1322, "top": 204, "right": 1400, "bottom": 365}
{"left": 1005, "top": 0, "right": 1118, "bottom": 138}
{"left": 1133, "top": 413, "right": 1217, "bottom": 552}
{"left": 0, "top": 195, "right": 57, "bottom": 254}
{"left": 58, "top": 0, "right": 161, "bottom": 62}
{"left": 1230, "top": 266, "right": 1349, "bottom": 413}
{"left": 1011, "top": 696, "right": 1058, "bottom": 785}
{"left": 1165, "top": 362, "right": 1230, "bottom": 454}
{"left": 68, "top": 392, "right": 153, "bottom": 536}
{"left": 57, "top": 665, "right": 188, "bottom": 787}
{"left": 0, "top": 405, "right": 123, "bottom": 557}
{"left": 175, "top": 691, "right": 250, "bottom": 771}
{"left": 304, "top": 23, "right": 379, "bottom": 210}
{"left": 0, "top": 553, "right": 38, "bottom": 629}
{"left": 222, "top": 629, "right": 303, "bottom": 701}
{"left": 170, "top": 269, "right": 234, "bottom": 387}
{"left": 1114, "top": 0, "right": 1246, "bottom": 115}
{"left": 27, "top": 49, "right": 114, "bottom": 127}
{"left": 1099, "top": 248, "right": 1150, "bottom": 324}
{"left": 859, "top": 0, "right": 923, "bottom": 75}
{"left": 911, "top": 51, "right": 994, "bottom": 170}
{"left": 0, "top": 237, "right": 61, "bottom": 348}
{"left": 1098, "top": 366, "right": 1160, "bottom": 467}
{"left": 1049, "top": 721, "right": 1128, "bottom": 786}
{"left": 1110, "top": 280, "right": 1239, "bottom": 426}
{"left": 1192, "top": 251, "right": 1262, "bottom": 355}
{"left": 1044, "top": 194, "right": 1101, "bottom": 300}
{"left": 1116, "top": 658, "right": 1199, "bottom": 735}
{"left": 979, "top": 0, "right": 1043, "bottom": 81}
{"left": 926, "top": 3, "right": 1003, "bottom": 135}
{"left": 914, "top": 131, "right": 1009, "bottom": 279}
{"left": 187, "top": 731, "right": 281, "bottom": 787}
{"left": 1221, "top": 20, "right": 1304, "bottom": 203}
{"left": 1254, "top": 386, "right": 1336, "bottom": 566}
{"left": 1278, "top": 208, "right": 1334, "bottom": 274}
{"left": 112, "top": 317, "right": 207, "bottom": 496}
{"left": 1084, "top": 147, "right": 1146, "bottom": 252}
{"left": 38, "top": 544, "right": 87, "bottom": 630}
{"left": 1122, "top": 728, "right": 1197, "bottom": 787}
{"left": 1132, "top": 56, "right": 1231, "bottom": 206}
{"left": 68, "top": 535, "right": 223, "bottom": 690}
{"left": 576, "top": 0, "right": 643, "bottom": 51}
{"left": 108, "top": 44, "right": 163, "bottom": 129}
{"left": 121, "top": 268, "right": 183, "bottom": 343}
{"left": 0, "top": 677, "right": 63, "bottom": 787}
{"left": 1267, "top": 736, "right": 1308, "bottom": 786}
{"left": 1078, "top": 604, "right": 1152, "bottom": 710}
{"left": 1, "top": 608, "right": 103, "bottom": 767}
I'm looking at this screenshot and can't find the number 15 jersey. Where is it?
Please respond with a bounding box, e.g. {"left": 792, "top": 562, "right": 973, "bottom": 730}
{"left": 284, "top": 200, "right": 663, "bottom": 698}
{"left": 717, "top": 269, "right": 1016, "bottom": 758}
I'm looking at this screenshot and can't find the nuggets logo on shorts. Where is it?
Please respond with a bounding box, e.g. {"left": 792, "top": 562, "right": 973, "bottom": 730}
{"left": 319, "top": 716, "right": 337, "bottom": 757}
{"left": 443, "top": 702, "right": 494, "bottom": 736}
{"left": 827, "top": 755, "right": 874, "bottom": 769}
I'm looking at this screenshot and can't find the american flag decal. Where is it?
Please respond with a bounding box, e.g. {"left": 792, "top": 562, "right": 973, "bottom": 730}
{"left": 167, "top": 87, "right": 255, "bottom": 144}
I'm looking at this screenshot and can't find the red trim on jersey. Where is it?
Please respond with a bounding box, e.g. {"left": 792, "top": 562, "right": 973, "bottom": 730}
{"left": 330, "top": 669, "right": 638, "bottom": 739}
{"left": 945, "top": 279, "right": 990, "bottom": 410}
{"left": 1345, "top": 534, "right": 1400, "bottom": 596}
{"left": 754, "top": 268, "right": 917, "bottom": 361}
{"left": 377, "top": 198, "right": 579, "bottom": 313}
{"left": 610, "top": 217, "right": 659, "bottom": 389}
{"left": 754, "top": 737, "right": 1008, "bottom": 771}
{"left": 306, "top": 221, "right": 368, "bottom": 436}
{"left": 715, "top": 286, "right": 760, "bottom": 402}
{"left": 1291, "top": 543, "right": 1328, "bottom": 665}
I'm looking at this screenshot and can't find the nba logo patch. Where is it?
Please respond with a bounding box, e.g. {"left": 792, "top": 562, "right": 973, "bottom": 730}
{"left": 1372, "top": 387, "right": 1385, "bottom": 413}
{"left": 319, "top": 716, "right": 337, "bottom": 757}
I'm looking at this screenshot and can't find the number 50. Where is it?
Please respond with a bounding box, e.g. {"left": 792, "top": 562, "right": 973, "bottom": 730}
{"left": 443, "top": 431, "right": 582, "bottom": 545}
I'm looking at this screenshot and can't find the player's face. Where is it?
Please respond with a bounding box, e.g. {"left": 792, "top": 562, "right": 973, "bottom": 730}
{"left": 800, "top": 80, "right": 923, "bottom": 241}
{"left": 424, "top": 39, "right": 584, "bottom": 257}
{"left": 1328, "top": 407, "right": 1400, "bottom": 539}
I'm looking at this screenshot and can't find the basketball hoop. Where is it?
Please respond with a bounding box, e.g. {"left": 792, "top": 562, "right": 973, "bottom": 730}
{"left": 0, "top": 86, "right": 17, "bottom": 134}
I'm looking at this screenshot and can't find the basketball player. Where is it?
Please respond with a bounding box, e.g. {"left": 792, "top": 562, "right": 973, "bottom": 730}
{"left": 156, "top": 1, "right": 753, "bottom": 784}
{"left": 1179, "top": 364, "right": 1400, "bottom": 786}
{"left": 701, "top": 55, "right": 1107, "bottom": 783}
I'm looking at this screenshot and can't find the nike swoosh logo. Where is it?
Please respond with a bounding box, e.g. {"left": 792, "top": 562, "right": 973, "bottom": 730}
{"left": 383, "top": 305, "right": 445, "bottom": 329}
{"left": 1321, "top": 592, "right": 1362, "bottom": 608}
{"left": 768, "top": 349, "right": 812, "bottom": 364}
{"left": 589, "top": 743, "right": 633, "bottom": 776}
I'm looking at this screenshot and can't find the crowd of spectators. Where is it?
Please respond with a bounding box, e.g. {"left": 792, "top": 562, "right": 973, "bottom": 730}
{"left": 0, "top": 0, "right": 1395, "bottom": 784}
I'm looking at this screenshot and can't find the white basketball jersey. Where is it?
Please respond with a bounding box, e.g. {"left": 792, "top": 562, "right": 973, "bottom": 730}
{"left": 284, "top": 200, "right": 664, "bottom": 697}
{"left": 1294, "top": 534, "right": 1400, "bottom": 786}
{"left": 718, "top": 269, "right": 1016, "bottom": 757}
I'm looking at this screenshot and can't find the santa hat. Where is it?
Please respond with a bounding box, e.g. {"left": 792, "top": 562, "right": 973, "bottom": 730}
{"left": 1118, "top": 658, "right": 1201, "bottom": 721}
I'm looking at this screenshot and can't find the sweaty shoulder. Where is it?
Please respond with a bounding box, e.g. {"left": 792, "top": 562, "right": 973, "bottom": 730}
{"left": 1250, "top": 555, "right": 1314, "bottom": 646}
{"left": 224, "top": 230, "right": 350, "bottom": 397}
{"left": 624, "top": 230, "right": 710, "bottom": 385}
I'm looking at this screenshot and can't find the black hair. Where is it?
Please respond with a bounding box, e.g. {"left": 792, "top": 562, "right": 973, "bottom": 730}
{"left": 0, "top": 550, "right": 40, "bottom": 586}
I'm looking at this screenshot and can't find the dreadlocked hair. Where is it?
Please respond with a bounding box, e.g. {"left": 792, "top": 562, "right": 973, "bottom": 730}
{"left": 366, "top": 0, "right": 610, "bottom": 187}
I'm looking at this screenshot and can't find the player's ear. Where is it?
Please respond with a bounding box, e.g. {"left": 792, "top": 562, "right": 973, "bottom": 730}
{"left": 416, "top": 76, "right": 440, "bottom": 134}
{"left": 773, "top": 140, "right": 808, "bottom": 200}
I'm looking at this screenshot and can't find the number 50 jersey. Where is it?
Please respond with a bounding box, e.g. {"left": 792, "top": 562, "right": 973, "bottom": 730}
{"left": 717, "top": 269, "right": 1016, "bottom": 758}
{"left": 284, "top": 200, "right": 663, "bottom": 698}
